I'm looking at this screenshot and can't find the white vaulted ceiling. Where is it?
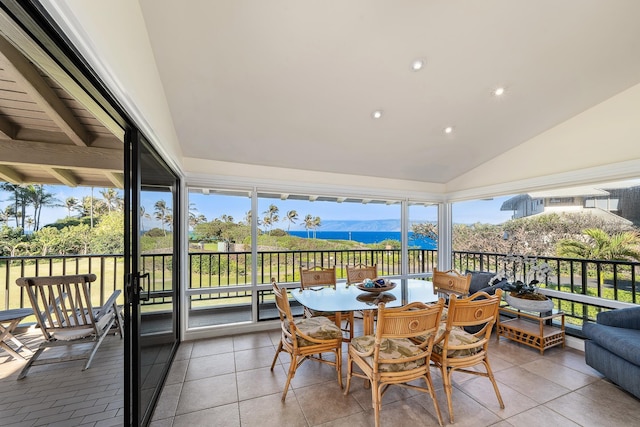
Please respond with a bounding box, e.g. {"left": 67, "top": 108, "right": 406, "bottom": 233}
{"left": 134, "top": 0, "right": 640, "bottom": 185}
{"left": 25, "top": 0, "right": 640, "bottom": 198}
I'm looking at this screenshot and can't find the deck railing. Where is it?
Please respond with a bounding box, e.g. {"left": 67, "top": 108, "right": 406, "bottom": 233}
{"left": 2, "top": 249, "right": 638, "bottom": 330}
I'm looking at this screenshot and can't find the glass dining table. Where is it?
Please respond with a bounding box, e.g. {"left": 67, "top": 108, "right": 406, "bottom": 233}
{"left": 291, "top": 278, "right": 438, "bottom": 336}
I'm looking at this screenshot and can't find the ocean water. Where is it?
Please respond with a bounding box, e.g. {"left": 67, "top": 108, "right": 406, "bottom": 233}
{"left": 288, "top": 231, "right": 436, "bottom": 249}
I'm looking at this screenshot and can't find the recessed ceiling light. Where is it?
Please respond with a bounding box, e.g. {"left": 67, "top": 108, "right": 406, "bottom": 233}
{"left": 411, "top": 59, "right": 425, "bottom": 71}
{"left": 444, "top": 126, "right": 453, "bottom": 134}
{"left": 372, "top": 110, "right": 383, "bottom": 119}
{"left": 494, "top": 87, "right": 505, "bottom": 96}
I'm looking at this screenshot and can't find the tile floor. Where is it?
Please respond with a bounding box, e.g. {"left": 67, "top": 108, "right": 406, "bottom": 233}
{"left": 150, "top": 327, "right": 640, "bottom": 427}
{"left": 2, "top": 322, "right": 640, "bottom": 426}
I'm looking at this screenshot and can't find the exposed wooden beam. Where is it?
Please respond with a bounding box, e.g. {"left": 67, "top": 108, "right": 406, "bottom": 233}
{"left": 0, "top": 11, "right": 125, "bottom": 141}
{"left": 0, "top": 139, "right": 122, "bottom": 171}
{"left": 44, "top": 167, "right": 79, "bottom": 187}
{"left": 0, "top": 35, "right": 92, "bottom": 147}
{"left": 0, "top": 165, "right": 23, "bottom": 183}
{"left": 105, "top": 172, "right": 124, "bottom": 189}
{"left": 0, "top": 115, "right": 17, "bottom": 139}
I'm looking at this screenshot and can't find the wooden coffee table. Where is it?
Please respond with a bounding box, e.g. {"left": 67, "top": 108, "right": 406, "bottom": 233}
{"left": 496, "top": 305, "right": 565, "bottom": 355}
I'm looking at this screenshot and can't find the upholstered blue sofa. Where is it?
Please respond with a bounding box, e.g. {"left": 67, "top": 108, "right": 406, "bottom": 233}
{"left": 582, "top": 305, "right": 640, "bottom": 399}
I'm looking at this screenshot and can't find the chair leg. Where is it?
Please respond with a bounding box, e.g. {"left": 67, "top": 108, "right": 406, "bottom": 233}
{"left": 425, "top": 372, "right": 444, "bottom": 427}
{"left": 441, "top": 366, "right": 456, "bottom": 423}
{"left": 483, "top": 359, "right": 505, "bottom": 409}
{"left": 372, "top": 380, "right": 382, "bottom": 427}
{"left": 343, "top": 353, "right": 353, "bottom": 395}
{"left": 335, "top": 347, "right": 342, "bottom": 389}
{"left": 17, "top": 347, "right": 45, "bottom": 380}
{"left": 84, "top": 317, "right": 116, "bottom": 370}
{"left": 281, "top": 355, "right": 297, "bottom": 402}
{"left": 271, "top": 340, "right": 283, "bottom": 371}
{"left": 113, "top": 302, "right": 124, "bottom": 338}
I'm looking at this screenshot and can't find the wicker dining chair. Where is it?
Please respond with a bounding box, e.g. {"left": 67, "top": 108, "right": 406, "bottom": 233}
{"left": 428, "top": 289, "right": 504, "bottom": 423}
{"left": 300, "top": 266, "right": 354, "bottom": 341}
{"left": 345, "top": 263, "right": 378, "bottom": 286}
{"left": 432, "top": 268, "right": 472, "bottom": 300}
{"left": 344, "top": 300, "right": 446, "bottom": 427}
{"left": 270, "top": 281, "right": 343, "bottom": 401}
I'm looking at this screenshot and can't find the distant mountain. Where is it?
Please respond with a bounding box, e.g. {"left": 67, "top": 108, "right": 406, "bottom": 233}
{"left": 290, "top": 219, "right": 434, "bottom": 232}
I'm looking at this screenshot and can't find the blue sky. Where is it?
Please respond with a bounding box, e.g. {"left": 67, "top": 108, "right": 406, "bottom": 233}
{"left": 1, "top": 184, "right": 514, "bottom": 230}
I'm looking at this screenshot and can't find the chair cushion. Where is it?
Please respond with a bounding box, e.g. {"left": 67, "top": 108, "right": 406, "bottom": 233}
{"left": 351, "top": 335, "right": 426, "bottom": 372}
{"left": 293, "top": 316, "right": 342, "bottom": 346}
{"left": 416, "top": 323, "right": 482, "bottom": 358}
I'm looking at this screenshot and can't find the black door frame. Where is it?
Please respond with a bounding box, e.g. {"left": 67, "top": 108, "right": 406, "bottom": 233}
{"left": 0, "top": 3, "right": 182, "bottom": 424}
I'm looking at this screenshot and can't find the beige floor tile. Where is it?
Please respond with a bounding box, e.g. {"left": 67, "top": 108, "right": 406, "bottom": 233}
{"left": 184, "top": 351, "right": 235, "bottom": 381}
{"left": 236, "top": 365, "right": 289, "bottom": 401}
{"left": 175, "top": 373, "right": 237, "bottom": 415}
{"left": 296, "top": 381, "right": 362, "bottom": 425}
{"left": 190, "top": 336, "right": 234, "bottom": 358}
{"left": 173, "top": 403, "right": 240, "bottom": 427}
{"left": 544, "top": 390, "right": 640, "bottom": 426}
{"left": 232, "top": 332, "right": 273, "bottom": 351}
{"left": 239, "top": 393, "right": 307, "bottom": 427}
{"left": 505, "top": 405, "right": 580, "bottom": 427}
{"left": 494, "top": 366, "right": 571, "bottom": 404}
{"left": 234, "top": 345, "right": 278, "bottom": 372}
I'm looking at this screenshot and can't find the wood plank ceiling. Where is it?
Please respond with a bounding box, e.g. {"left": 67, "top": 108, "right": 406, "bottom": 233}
{"left": 0, "top": 29, "right": 124, "bottom": 189}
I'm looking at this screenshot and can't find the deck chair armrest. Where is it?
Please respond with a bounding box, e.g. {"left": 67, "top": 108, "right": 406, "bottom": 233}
{"left": 94, "top": 290, "right": 121, "bottom": 320}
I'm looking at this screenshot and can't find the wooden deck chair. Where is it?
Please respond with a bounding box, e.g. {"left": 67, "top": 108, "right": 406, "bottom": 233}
{"left": 432, "top": 268, "right": 472, "bottom": 300}
{"left": 15, "top": 274, "right": 123, "bottom": 380}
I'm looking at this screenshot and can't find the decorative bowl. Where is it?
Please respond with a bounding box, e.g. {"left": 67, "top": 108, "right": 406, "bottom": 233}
{"left": 356, "top": 281, "right": 396, "bottom": 294}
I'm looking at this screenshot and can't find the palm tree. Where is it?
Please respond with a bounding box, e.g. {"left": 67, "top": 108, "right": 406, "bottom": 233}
{"left": 100, "top": 188, "right": 120, "bottom": 212}
{"left": 27, "top": 185, "right": 60, "bottom": 231}
{"left": 140, "top": 206, "right": 152, "bottom": 232}
{"left": 303, "top": 214, "right": 314, "bottom": 238}
{"left": 557, "top": 228, "right": 640, "bottom": 285}
{"left": 154, "top": 200, "right": 171, "bottom": 235}
{"left": 312, "top": 216, "right": 321, "bottom": 239}
{"left": 284, "top": 210, "right": 298, "bottom": 232}
{"left": 557, "top": 228, "right": 640, "bottom": 261}
{"left": 65, "top": 197, "right": 79, "bottom": 218}
{"left": 262, "top": 204, "right": 279, "bottom": 235}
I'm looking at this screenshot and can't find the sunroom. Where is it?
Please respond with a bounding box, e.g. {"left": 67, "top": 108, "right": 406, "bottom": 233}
{"left": 0, "top": 1, "right": 639, "bottom": 426}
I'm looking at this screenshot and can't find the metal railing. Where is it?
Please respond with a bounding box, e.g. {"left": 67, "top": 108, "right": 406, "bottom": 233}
{"left": 2, "top": 249, "right": 638, "bottom": 330}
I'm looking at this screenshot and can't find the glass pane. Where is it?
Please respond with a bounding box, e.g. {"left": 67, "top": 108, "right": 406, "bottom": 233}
{"left": 187, "top": 189, "right": 253, "bottom": 325}
{"left": 408, "top": 203, "right": 438, "bottom": 275}
{"left": 257, "top": 193, "right": 402, "bottom": 282}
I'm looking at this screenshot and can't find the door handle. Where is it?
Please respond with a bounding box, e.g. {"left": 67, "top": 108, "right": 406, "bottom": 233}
{"left": 127, "top": 272, "right": 151, "bottom": 302}
{"left": 138, "top": 273, "right": 151, "bottom": 302}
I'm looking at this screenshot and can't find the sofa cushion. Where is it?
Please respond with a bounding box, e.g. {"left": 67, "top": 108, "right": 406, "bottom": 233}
{"left": 466, "top": 270, "right": 495, "bottom": 294}
{"left": 582, "top": 322, "right": 640, "bottom": 366}
{"left": 465, "top": 270, "right": 508, "bottom": 295}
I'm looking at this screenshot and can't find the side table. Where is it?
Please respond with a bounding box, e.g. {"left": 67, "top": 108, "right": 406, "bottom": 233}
{"left": 496, "top": 305, "right": 565, "bottom": 355}
{"left": 0, "top": 308, "right": 34, "bottom": 360}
